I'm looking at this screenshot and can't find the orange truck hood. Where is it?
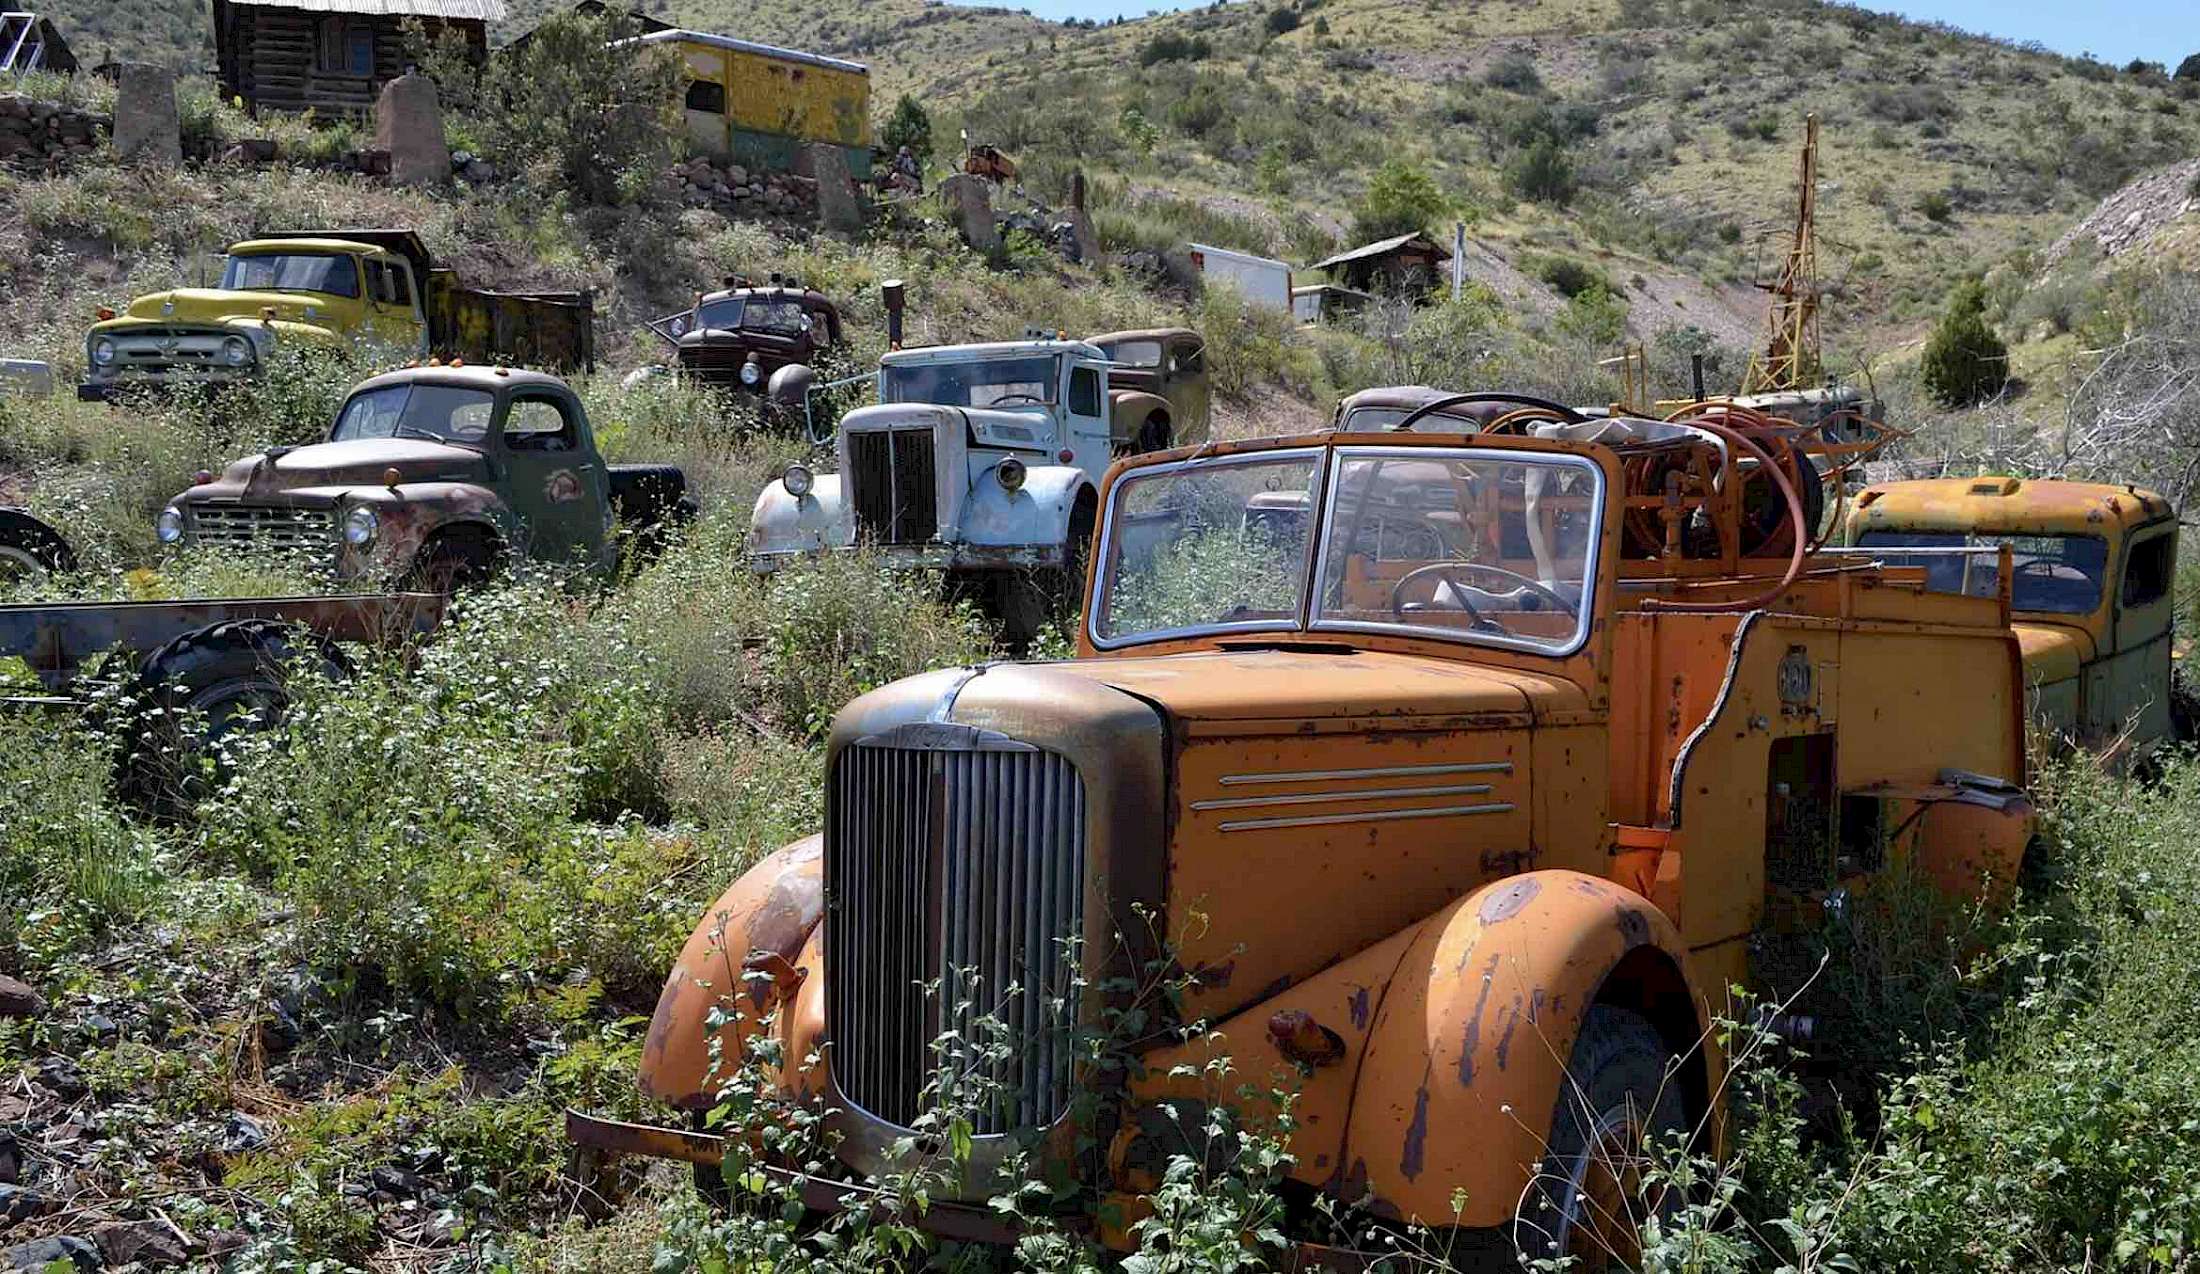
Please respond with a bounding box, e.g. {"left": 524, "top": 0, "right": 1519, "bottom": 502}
{"left": 1051, "top": 647, "right": 1587, "bottom": 723}
{"left": 2013, "top": 621, "right": 2092, "bottom": 685}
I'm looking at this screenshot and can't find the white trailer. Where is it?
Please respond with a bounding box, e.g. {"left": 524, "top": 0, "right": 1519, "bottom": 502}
{"left": 1187, "top": 243, "right": 1292, "bottom": 312}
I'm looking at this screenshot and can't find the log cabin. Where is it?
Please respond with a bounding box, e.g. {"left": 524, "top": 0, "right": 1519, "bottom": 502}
{"left": 213, "top": 0, "right": 500, "bottom": 116}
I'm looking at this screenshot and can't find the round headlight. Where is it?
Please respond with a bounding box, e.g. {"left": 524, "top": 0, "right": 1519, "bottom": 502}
{"left": 740, "top": 359, "right": 763, "bottom": 386}
{"left": 782, "top": 464, "right": 815, "bottom": 498}
{"left": 342, "top": 505, "right": 379, "bottom": 547}
{"left": 155, "top": 507, "right": 184, "bottom": 544}
{"left": 221, "top": 335, "right": 253, "bottom": 366}
{"left": 91, "top": 337, "right": 117, "bottom": 366}
{"left": 995, "top": 457, "right": 1027, "bottom": 493}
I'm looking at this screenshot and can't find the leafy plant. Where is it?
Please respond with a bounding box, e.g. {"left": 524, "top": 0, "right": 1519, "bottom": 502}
{"left": 1920, "top": 277, "right": 2010, "bottom": 407}
{"left": 1349, "top": 159, "right": 1450, "bottom": 243}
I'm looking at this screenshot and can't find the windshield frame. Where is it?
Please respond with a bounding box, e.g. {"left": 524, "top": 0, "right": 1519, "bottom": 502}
{"left": 1086, "top": 446, "right": 1329, "bottom": 651}
{"left": 222, "top": 251, "right": 362, "bottom": 299}
{"left": 1306, "top": 445, "right": 1607, "bottom": 658}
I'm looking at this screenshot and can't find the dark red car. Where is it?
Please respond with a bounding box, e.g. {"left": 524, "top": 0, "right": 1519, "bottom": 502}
{"left": 649, "top": 279, "right": 843, "bottom": 390}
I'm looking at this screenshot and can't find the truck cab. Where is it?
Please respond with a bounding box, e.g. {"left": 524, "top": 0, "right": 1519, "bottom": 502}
{"left": 748, "top": 339, "right": 1119, "bottom": 640}
{"left": 585, "top": 399, "right": 2038, "bottom": 1266}
{"left": 1845, "top": 475, "right": 2178, "bottom": 759}
{"left": 649, "top": 281, "right": 844, "bottom": 390}
{"left": 159, "top": 366, "right": 690, "bottom": 588}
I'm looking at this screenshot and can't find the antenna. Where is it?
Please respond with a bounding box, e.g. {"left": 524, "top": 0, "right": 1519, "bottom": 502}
{"left": 1740, "top": 113, "right": 1822, "bottom": 396}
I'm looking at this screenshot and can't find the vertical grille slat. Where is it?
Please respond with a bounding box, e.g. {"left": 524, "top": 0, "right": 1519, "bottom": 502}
{"left": 848, "top": 428, "right": 939, "bottom": 546}
{"left": 827, "top": 741, "right": 1087, "bottom": 1134}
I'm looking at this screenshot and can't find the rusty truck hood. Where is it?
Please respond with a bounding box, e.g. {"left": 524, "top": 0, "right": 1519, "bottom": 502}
{"left": 2012, "top": 621, "right": 2093, "bottom": 684}
{"left": 1051, "top": 647, "right": 1588, "bottom": 723}
{"left": 195, "top": 439, "right": 488, "bottom": 499}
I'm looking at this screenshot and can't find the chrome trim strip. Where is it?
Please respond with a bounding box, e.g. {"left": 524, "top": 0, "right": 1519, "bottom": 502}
{"left": 1218, "top": 802, "right": 1516, "bottom": 832}
{"left": 1219, "top": 760, "right": 1513, "bottom": 786}
{"left": 1192, "top": 782, "right": 1494, "bottom": 811}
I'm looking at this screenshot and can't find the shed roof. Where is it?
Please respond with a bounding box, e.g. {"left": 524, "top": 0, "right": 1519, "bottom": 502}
{"left": 1310, "top": 231, "right": 1451, "bottom": 272}
{"left": 229, "top": 0, "right": 507, "bottom": 18}
{"left": 627, "top": 28, "right": 868, "bottom": 75}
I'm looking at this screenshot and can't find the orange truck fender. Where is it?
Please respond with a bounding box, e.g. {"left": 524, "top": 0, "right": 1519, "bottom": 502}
{"left": 1338, "top": 869, "right": 1708, "bottom": 1230}
{"left": 639, "top": 834, "right": 823, "bottom": 1111}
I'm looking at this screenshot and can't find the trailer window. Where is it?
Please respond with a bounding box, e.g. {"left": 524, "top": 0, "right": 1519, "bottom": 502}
{"left": 1102, "top": 340, "right": 1162, "bottom": 368}
{"left": 685, "top": 80, "right": 726, "bottom": 115}
{"left": 332, "top": 384, "right": 495, "bottom": 445}
{"left": 743, "top": 300, "right": 809, "bottom": 335}
{"left": 1856, "top": 531, "right": 2109, "bottom": 614}
{"left": 224, "top": 252, "right": 360, "bottom": 299}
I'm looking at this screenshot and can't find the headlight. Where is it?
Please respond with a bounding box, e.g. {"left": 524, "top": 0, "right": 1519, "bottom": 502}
{"left": 221, "top": 335, "right": 253, "bottom": 366}
{"left": 342, "top": 505, "right": 379, "bottom": 547}
{"left": 782, "top": 464, "right": 814, "bottom": 498}
{"left": 996, "top": 457, "right": 1027, "bottom": 493}
{"left": 155, "top": 507, "right": 184, "bottom": 544}
{"left": 740, "top": 359, "right": 763, "bottom": 386}
{"left": 91, "top": 337, "right": 117, "bottom": 366}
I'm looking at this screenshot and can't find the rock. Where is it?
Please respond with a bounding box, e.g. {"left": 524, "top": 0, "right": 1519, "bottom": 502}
{"left": 372, "top": 72, "right": 448, "bottom": 186}
{"left": 110, "top": 62, "right": 180, "bottom": 165}
{"left": 35, "top": 1056, "right": 86, "bottom": 1100}
{"left": 91, "top": 1221, "right": 186, "bottom": 1269}
{"left": 3, "top": 1236, "right": 99, "bottom": 1271}
{"left": 724, "top": 163, "right": 748, "bottom": 185}
{"left": 451, "top": 148, "right": 474, "bottom": 167}
{"left": 0, "top": 974, "right": 41, "bottom": 1019}
{"left": 463, "top": 159, "right": 493, "bottom": 184}
{"left": 0, "top": 1183, "right": 55, "bottom": 1222}
{"left": 806, "top": 143, "right": 864, "bottom": 234}
{"left": 0, "top": 1130, "right": 18, "bottom": 1183}
{"left": 203, "top": 1231, "right": 247, "bottom": 1260}
{"left": 1063, "top": 207, "right": 1100, "bottom": 266}
{"left": 371, "top": 1164, "right": 421, "bottom": 1198}
{"left": 219, "top": 1112, "right": 268, "bottom": 1154}
{"left": 938, "top": 173, "right": 1001, "bottom": 254}
{"left": 81, "top": 1012, "right": 118, "bottom": 1041}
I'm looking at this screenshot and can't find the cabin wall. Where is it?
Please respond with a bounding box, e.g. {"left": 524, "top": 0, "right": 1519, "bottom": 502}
{"left": 215, "top": 2, "right": 485, "bottom": 117}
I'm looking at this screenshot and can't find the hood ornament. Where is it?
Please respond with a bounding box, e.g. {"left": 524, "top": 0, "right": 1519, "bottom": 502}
{"left": 160, "top": 299, "right": 175, "bottom": 316}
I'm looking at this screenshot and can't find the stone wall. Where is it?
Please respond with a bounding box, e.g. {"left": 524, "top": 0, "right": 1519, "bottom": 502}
{"left": 0, "top": 95, "right": 108, "bottom": 168}
{"left": 669, "top": 155, "right": 818, "bottom": 218}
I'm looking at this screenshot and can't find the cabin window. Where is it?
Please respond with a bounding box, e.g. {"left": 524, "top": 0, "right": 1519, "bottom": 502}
{"left": 316, "top": 18, "right": 375, "bottom": 77}
{"left": 1070, "top": 366, "right": 1103, "bottom": 417}
{"left": 2123, "top": 532, "right": 2175, "bottom": 607}
{"left": 685, "top": 80, "right": 726, "bottom": 115}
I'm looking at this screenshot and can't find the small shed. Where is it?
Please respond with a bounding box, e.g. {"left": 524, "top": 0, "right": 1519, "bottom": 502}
{"left": 629, "top": 29, "right": 872, "bottom": 179}
{"left": 1311, "top": 231, "right": 1452, "bottom": 299}
{"left": 213, "top": 0, "right": 503, "bottom": 116}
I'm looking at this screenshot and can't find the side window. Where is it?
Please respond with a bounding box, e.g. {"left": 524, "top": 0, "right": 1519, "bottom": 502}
{"left": 386, "top": 262, "right": 412, "bottom": 309}
{"left": 504, "top": 396, "right": 577, "bottom": 451}
{"left": 685, "top": 80, "right": 727, "bottom": 115}
{"left": 2123, "top": 533, "right": 2175, "bottom": 607}
{"left": 363, "top": 259, "right": 388, "bottom": 304}
{"left": 1070, "top": 365, "right": 1102, "bottom": 418}
{"left": 1174, "top": 343, "right": 1206, "bottom": 376}
{"left": 808, "top": 305, "right": 834, "bottom": 344}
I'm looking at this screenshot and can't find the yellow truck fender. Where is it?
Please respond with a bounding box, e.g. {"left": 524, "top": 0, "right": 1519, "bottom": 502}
{"left": 1336, "top": 869, "right": 1708, "bottom": 1230}
{"left": 639, "top": 834, "right": 823, "bottom": 1111}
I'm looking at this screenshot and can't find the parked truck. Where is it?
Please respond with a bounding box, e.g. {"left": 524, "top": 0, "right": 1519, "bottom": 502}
{"left": 574, "top": 393, "right": 2038, "bottom": 1266}
{"left": 79, "top": 230, "right": 593, "bottom": 401}
{"left": 158, "top": 365, "right": 693, "bottom": 590}
{"left": 647, "top": 277, "right": 844, "bottom": 392}
{"left": 1845, "top": 474, "right": 2178, "bottom": 759}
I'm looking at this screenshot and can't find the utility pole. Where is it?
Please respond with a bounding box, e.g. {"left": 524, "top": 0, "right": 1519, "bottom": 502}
{"left": 1452, "top": 221, "right": 1465, "bottom": 302}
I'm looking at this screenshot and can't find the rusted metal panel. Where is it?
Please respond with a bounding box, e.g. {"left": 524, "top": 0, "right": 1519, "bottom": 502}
{"left": 0, "top": 592, "right": 444, "bottom": 691}
{"left": 423, "top": 272, "right": 593, "bottom": 372}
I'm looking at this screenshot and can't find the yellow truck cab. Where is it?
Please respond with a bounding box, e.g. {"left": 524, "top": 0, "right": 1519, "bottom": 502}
{"left": 80, "top": 230, "right": 592, "bottom": 401}
{"left": 1845, "top": 476, "right": 2178, "bottom": 758}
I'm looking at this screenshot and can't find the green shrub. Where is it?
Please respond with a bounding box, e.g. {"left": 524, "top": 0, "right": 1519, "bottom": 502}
{"left": 1137, "top": 32, "right": 1213, "bottom": 66}
{"left": 880, "top": 93, "right": 934, "bottom": 167}
{"left": 1916, "top": 189, "right": 1955, "bottom": 223}
{"left": 1919, "top": 278, "right": 2010, "bottom": 406}
{"left": 1504, "top": 137, "right": 1578, "bottom": 204}
{"left": 0, "top": 715, "right": 159, "bottom": 965}
{"left": 754, "top": 553, "right": 991, "bottom": 739}
{"left": 466, "top": 9, "right": 682, "bottom": 207}
{"left": 1521, "top": 251, "right": 1612, "bottom": 299}
{"left": 1264, "top": 6, "right": 1301, "bottom": 35}
{"left": 1349, "top": 159, "right": 1450, "bottom": 243}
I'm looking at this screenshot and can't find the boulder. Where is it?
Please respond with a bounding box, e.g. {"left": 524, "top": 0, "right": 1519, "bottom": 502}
{"left": 92, "top": 1221, "right": 187, "bottom": 1269}
{"left": 807, "top": 143, "right": 864, "bottom": 234}
{"left": 3, "top": 1236, "right": 100, "bottom": 1271}
{"left": 938, "top": 173, "right": 1000, "bottom": 255}
{"left": 0, "top": 973, "right": 40, "bottom": 1019}
{"left": 0, "top": 1183, "right": 55, "bottom": 1223}
{"left": 372, "top": 72, "right": 449, "bottom": 186}
{"left": 110, "top": 62, "right": 180, "bottom": 165}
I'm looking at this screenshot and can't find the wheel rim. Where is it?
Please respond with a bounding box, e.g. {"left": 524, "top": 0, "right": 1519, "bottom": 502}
{"left": 189, "top": 676, "right": 286, "bottom": 747}
{"left": 0, "top": 543, "right": 46, "bottom": 585}
{"left": 1552, "top": 1102, "right": 1663, "bottom": 1273}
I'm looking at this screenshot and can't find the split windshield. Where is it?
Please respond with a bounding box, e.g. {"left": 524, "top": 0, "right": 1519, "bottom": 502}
{"left": 1855, "top": 531, "right": 2109, "bottom": 614}
{"left": 222, "top": 252, "right": 360, "bottom": 299}
{"left": 331, "top": 384, "right": 497, "bottom": 446}
{"left": 1093, "top": 444, "right": 1603, "bottom": 655}
{"left": 882, "top": 356, "right": 1057, "bottom": 408}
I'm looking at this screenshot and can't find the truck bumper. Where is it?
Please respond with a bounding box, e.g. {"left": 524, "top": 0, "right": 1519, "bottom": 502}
{"left": 79, "top": 372, "right": 254, "bottom": 402}
{"left": 748, "top": 542, "right": 1067, "bottom": 575}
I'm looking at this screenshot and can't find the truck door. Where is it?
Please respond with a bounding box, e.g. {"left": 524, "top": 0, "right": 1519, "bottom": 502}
{"left": 498, "top": 392, "right": 609, "bottom": 569}
{"left": 2101, "top": 524, "right": 2177, "bottom": 750}
{"left": 361, "top": 257, "right": 426, "bottom": 356}
{"left": 1063, "top": 360, "right": 1112, "bottom": 476}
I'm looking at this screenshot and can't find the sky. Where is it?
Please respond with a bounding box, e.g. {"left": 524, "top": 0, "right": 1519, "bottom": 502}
{"left": 967, "top": 0, "right": 2189, "bottom": 69}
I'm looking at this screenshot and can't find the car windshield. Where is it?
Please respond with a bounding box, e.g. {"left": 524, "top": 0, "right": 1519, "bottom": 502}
{"left": 882, "top": 356, "right": 1057, "bottom": 408}
{"left": 331, "top": 383, "right": 496, "bottom": 446}
{"left": 1339, "top": 405, "right": 1485, "bottom": 433}
{"left": 1100, "top": 339, "right": 1162, "bottom": 368}
{"left": 744, "top": 299, "right": 809, "bottom": 334}
{"left": 1093, "top": 444, "right": 1604, "bottom": 655}
{"left": 222, "top": 252, "right": 360, "bottom": 299}
{"left": 695, "top": 297, "right": 744, "bottom": 330}
{"left": 1855, "top": 530, "right": 2109, "bottom": 614}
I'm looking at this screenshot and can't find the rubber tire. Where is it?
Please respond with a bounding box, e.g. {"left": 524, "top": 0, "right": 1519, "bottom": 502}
{"left": 404, "top": 530, "right": 501, "bottom": 595}
{"left": 1136, "top": 413, "right": 1172, "bottom": 454}
{"left": 0, "top": 509, "right": 75, "bottom": 583}
{"left": 1514, "top": 1005, "right": 1688, "bottom": 1272}
{"left": 115, "top": 619, "right": 349, "bottom": 817}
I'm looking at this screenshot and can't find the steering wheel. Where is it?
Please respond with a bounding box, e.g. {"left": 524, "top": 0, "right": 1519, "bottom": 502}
{"left": 990, "top": 392, "right": 1046, "bottom": 407}
{"left": 1389, "top": 561, "right": 1579, "bottom": 619}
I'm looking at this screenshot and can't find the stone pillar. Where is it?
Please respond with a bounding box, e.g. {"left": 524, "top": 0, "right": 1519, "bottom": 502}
{"left": 110, "top": 63, "right": 180, "bottom": 166}
{"left": 937, "top": 173, "right": 1000, "bottom": 255}
{"left": 1064, "top": 169, "right": 1100, "bottom": 265}
{"left": 374, "top": 72, "right": 449, "bottom": 186}
{"left": 807, "top": 143, "right": 865, "bottom": 234}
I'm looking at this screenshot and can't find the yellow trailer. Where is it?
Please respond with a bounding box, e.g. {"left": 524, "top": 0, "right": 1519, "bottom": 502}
{"left": 631, "top": 29, "right": 873, "bottom": 179}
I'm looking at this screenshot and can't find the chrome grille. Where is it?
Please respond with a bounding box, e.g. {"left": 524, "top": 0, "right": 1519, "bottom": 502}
{"left": 186, "top": 504, "right": 335, "bottom": 552}
{"left": 827, "top": 739, "right": 1086, "bottom": 1134}
{"left": 847, "top": 428, "right": 938, "bottom": 545}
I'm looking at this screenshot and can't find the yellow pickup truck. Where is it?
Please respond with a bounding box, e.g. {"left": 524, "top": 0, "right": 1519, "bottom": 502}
{"left": 79, "top": 229, "right": 593, "bottom": 401}
{"left": 1846, "top": 475, "right": 2179, "bottom": 759}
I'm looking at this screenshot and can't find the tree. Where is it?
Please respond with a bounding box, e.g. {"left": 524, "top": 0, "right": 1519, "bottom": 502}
{"left": 1265, "top": 6, "right": 1301, "bottom": 34}
{"left": 881, "top": 94, "right": 934, "bottom": 166}
{"left": 2175, "top": 53, "right": 2200, "bottom": 80}
{"left": 1920, "top": 278, "right": 2010, "bottom": 407}
{"left": 1504, "top": 137, "right": 1577, "bottom": 205}
{"left": 471, "top": 9, "right": 682, "bottom": 207}
{"left": 1350, "top": 159, "right": 1449, "bottom": 243}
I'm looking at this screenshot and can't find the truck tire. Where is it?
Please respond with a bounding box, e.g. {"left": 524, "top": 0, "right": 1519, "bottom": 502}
{"left": 993, "top": 497, "right": 1096, "bottom": 652}
{"left": 115, "top": 619, "right": 349, "bottom": 816}
{"left": 1136, "top": 412, "right": 1172, "bottom": 455}
{"left": 404, "top": 529, "right": 501, "bottom": 594}
{"left": 1513, "top": 1005, "right": 1689, "bottom": 1273}
{"left": 0, "top": 509, "right": 75, "bottom": 583}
